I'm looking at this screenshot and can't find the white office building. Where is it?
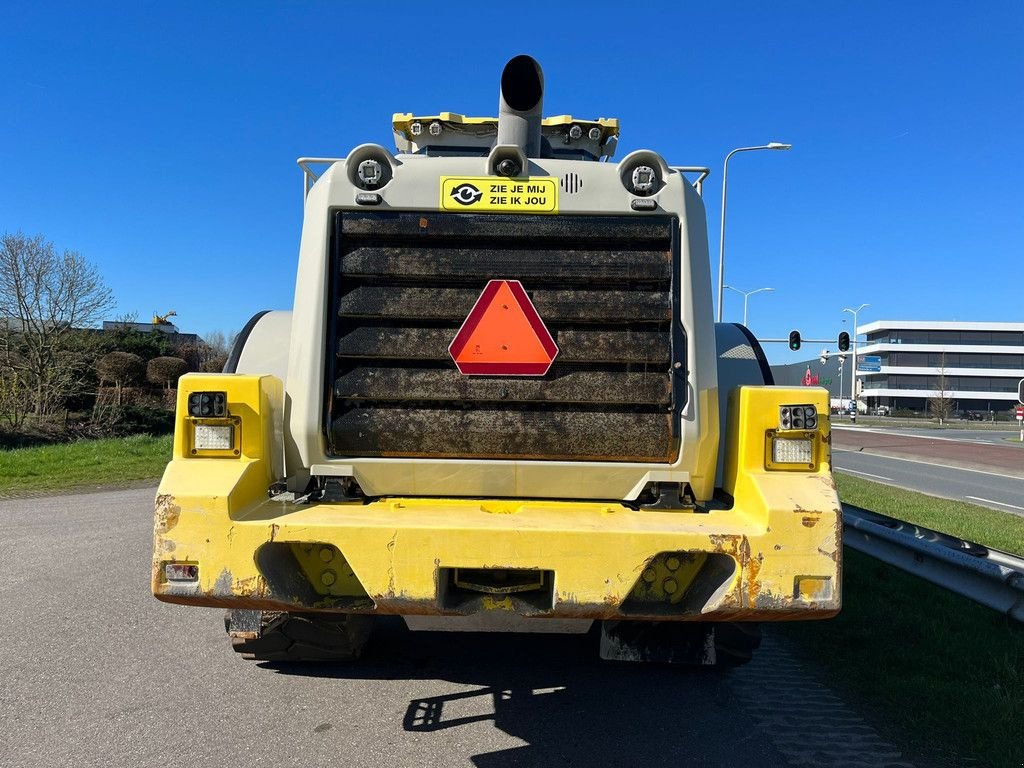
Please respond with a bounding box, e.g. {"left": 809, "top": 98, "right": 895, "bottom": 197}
{"left": 856, "top": 320, "right": 1024, "bottom": 415}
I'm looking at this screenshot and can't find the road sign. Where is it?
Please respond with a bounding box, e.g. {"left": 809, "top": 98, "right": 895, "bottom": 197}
{"left": 449, "top": 280, "right": 559, "bottom": 376}
{"left": 1018, "top": 378, "right": 1024, "bottom": 404}
{"left": 1017, "top": 406, "right": 1024, "bottom": 421}
{"left": 857, "top": 355, "right": 881, "bottom": 372}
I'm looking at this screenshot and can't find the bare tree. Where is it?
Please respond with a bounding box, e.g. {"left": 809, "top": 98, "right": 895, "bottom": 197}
{"left": 928, "top": 352, "right": 955, "bottom": 425}
{"left": 200, "top": 330, "right": 234, "bottom": 372}
{"left": 0, "top": 232, "right": 114, "bottom": 419}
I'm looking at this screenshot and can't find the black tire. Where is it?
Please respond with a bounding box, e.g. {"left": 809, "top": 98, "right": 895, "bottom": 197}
{"left": 714, "top": 622, "right": 762, "bottom": 668}
{"left": 225, "top": 610, "right": 373, "bottom": 662}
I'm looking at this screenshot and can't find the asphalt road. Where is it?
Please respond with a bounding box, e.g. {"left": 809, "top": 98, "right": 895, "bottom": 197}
{"left": 1, "top": 487, "right": 919, "bottom": 768}
{"left": 833, "top": 449, "right": 1024, "bottom": 516}
{"left": 832, "top": 425, "right": 1024, "bottom": 516}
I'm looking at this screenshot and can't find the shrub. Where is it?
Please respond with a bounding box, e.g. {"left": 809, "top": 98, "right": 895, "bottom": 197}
{"left": 146, "top": 356, "right": 189, "bottom": 390}
{"left": 96, "top": 351, "right": 144, "bottom": 405}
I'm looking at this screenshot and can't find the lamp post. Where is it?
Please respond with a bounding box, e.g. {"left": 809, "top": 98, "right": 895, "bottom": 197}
{"left": 716, "top": 142, "right": 792, "bottom": 322}
{"left": 724, "top": 285, "right": 774, "bottom": 327}
{"left": 838, "top": 354, "right": 846, "bottom": 412}
{"left": 843, "top": 303, "right": 869, "bottom": 417}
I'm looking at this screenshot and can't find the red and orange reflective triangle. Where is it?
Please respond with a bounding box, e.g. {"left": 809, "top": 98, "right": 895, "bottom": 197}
{"left": 448, "top": 280, "right": 559, "bottom": 376}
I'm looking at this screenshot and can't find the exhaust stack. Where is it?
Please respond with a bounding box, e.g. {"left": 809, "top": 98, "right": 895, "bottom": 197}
{"left": 497, "top": 55, "right": 544, "bottom": 158}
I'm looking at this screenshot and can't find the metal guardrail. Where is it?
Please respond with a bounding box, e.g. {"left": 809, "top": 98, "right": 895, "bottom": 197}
{"left": 842, "top": 504, "right": 1024, "bottom": 622}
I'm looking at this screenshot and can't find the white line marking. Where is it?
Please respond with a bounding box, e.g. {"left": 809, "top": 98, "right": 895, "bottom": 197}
{"left": 831, "top": 450, "right": 1020, "bottom": 480}
{"left": 836, "top": 468, "right": 893, "bottom": 482}
{"left": 965, "top": 496, "right": 1024, "bottom": 511}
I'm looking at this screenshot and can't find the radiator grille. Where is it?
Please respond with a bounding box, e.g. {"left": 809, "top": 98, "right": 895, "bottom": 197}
{"left": 327, "top": 211, "right": 680, "bottom": 462}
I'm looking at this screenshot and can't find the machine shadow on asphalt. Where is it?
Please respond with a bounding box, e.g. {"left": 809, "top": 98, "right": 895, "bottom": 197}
{"left": 254, "top": 618, "right": 768, "bottom": 767}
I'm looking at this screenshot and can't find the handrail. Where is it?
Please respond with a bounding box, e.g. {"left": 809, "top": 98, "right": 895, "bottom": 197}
{"left": 842, "top": 504, "right": 1024, "bottom": 622}
{"left": 671, "top": 166, "right": 711, "bottom": 197}
{"left": 297, "top": 157, "right": 346, "bottom": 200}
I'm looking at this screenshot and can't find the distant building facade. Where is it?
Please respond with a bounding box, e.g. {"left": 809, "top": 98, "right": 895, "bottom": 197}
{"left": 102, "top": 320, "right": 200, "bottom": 346}
{"left": 772, "top": 358, "right": 845, "bottom": 401}
{"left": 856, "top": 320, "right": 1024, "bottom": 414}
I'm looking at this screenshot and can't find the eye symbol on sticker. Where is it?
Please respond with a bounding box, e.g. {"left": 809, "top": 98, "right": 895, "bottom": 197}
{"left": 450, "top": 183, "right": 483, "bottom": 206}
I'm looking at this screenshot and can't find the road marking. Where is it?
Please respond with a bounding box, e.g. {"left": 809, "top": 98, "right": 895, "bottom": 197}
{"left": 832, "top": 449, "right": 1021, "bottom": 480}
{"left": 965, "top": 496, "right": 1024, "bottom": 511}
{"left": 836, "top": 468, "right": 893, "bottom": 482}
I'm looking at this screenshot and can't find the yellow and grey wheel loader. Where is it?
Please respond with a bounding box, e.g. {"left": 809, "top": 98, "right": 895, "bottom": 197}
{"left": 152, "top": 55, "right": 840, "bottom": 666}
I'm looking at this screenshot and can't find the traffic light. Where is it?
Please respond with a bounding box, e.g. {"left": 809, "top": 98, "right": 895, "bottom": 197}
{"left": 838, "top": 332, "right": 850, "bottom": 352}
{"left": 788, "top": 330, "right": 801, "bottom": 351}
{"left": 819, "top": 349, "right": 830, "bottom": 365}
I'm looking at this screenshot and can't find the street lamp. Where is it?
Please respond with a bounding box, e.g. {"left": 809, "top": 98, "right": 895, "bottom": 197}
{"left": 716, "top": 142, "right": 792, "bottom": 322}
{"left": 837, "top": 354, "right": 846, "bottom": 412}
{"left": 842, "top": 303, "right": 869, "bottom": 416}
{"left": 724, "top": 285, "right": 774, "bottom": 327}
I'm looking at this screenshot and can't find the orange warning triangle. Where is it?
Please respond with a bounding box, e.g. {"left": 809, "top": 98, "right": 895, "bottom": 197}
{"left": 449, "top": 280, "right": 559, "bottom": 376}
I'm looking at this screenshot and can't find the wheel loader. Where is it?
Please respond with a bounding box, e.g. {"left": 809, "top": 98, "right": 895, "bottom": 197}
{"left": 152, "top": 55, "right": 840, "bottom": 666}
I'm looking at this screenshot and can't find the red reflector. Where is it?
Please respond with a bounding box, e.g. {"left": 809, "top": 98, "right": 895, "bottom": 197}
{"left": 448, "top": 280, "right": 559, "bottom": 376}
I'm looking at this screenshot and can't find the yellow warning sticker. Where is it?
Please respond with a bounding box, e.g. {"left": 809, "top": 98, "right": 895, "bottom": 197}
{"left": 440, "top": 176, "right": 559, "bottom": 214}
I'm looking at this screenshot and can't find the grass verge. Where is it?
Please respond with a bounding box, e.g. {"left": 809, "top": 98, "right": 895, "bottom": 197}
{"left": 0, "top": 434, "right": 172, "bottom": 495}
{"left": 779, "top": 549, "right": 1023, "bottom": 767}
{"left": 782, "top": 475, "right": 1024, "bottom": 766}
{"left": 835, "top": 472, "right": 1024, "bottom": 555}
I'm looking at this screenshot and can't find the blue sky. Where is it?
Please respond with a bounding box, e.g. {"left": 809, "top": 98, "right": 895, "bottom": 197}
{"left": 2, "top": 1, "right": 1021, "bottom": 363}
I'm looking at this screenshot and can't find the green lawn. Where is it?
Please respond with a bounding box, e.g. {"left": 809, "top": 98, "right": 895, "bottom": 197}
{"left": 781, "top": 550, "right": 1023, "bottom": 768}
{"left": 835, "top": 472, "right": 1024, "bottom": 555}
{"left": 778, "top": 472, "right": 1024, "bottom": 767}
{"left": 0, "top": 434, "right": 172, "bottom": 495}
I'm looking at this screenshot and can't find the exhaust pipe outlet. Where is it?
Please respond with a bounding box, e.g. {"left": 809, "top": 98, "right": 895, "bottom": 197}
{"left": 497, "top": 55, "right": 544, "bottom": 158}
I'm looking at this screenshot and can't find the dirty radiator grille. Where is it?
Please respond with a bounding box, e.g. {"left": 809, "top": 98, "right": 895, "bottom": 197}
{"left": 326, "top": 211, "right": 679, "bottom": 462}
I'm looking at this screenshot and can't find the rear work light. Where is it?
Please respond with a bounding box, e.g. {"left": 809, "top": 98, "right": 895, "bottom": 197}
{"left": 194, "top": 424, "right": 234, "bottom": 451}
{"left": 772, "top": 437, "right": 814, "bottom": 465}
{"left": 767, "top": 404, "right": 821, "bottom": 471}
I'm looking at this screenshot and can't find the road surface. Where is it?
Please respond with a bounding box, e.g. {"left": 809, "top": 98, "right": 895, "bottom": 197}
{"left": 0, "top": 487, "right": 921, "bottom": 768}
{"left": 838, "top": 424, "right": 1022, "bottom": 448}
{"left": 832, "top": 425, "right": 1024, "bottom": 514}
{"left": 833, "top": 449, "right": 1024, "bottom": 516}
